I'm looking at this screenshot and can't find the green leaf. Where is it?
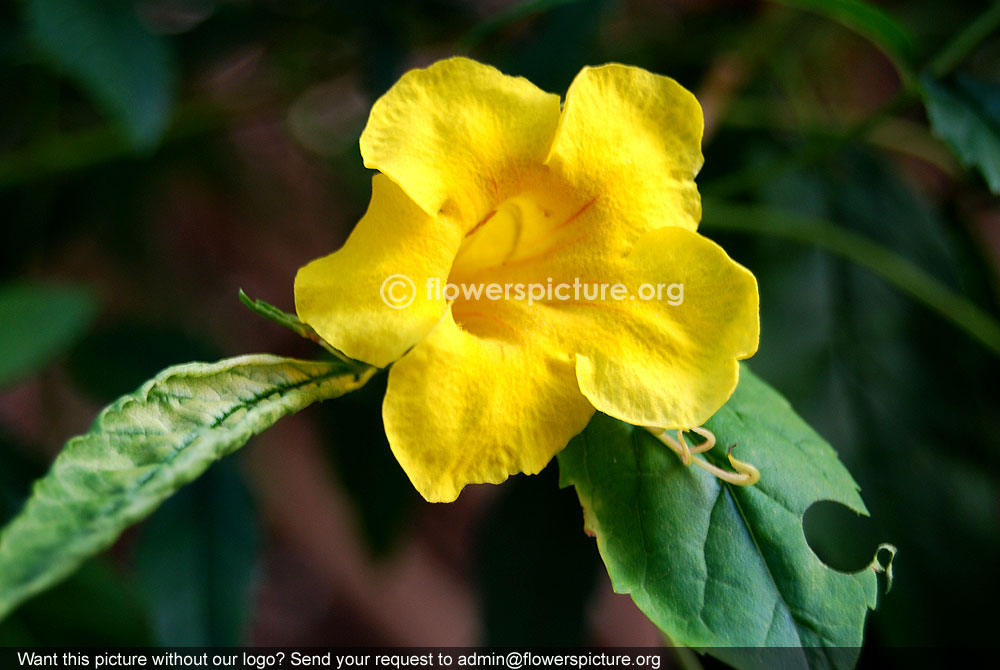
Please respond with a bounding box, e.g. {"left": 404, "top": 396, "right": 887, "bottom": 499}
{"left": 134, "top": 460, "right": 258, "bottom": 645}
{"left": 0, "top": 433, "right": 154, "bottom": 645}
{"left": 922, "top": 73, "right": 1000, "bottom": 194}
{"left": 24, "top": 0, "right": 176, "bottom": 148}
{"left": 0, "top": 354, "right": 375, "bottom": 621}
{"left": 771, "top": 0, "right": 917, "bottom": 74}
{"left": 0, "top": 283, "right": 97, "bottom": 388}
{"left": 558, "top": 366, "right": 891, "bottom": 669}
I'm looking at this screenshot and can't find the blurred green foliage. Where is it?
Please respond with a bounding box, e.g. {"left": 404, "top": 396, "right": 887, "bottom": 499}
{"left": 319, "top": 370, "right": 422, "bottom": 558}
{"left": 0, "top": 283, "right": 96, "bottom": 387}
{"left": 477, "top": 464, "right": 600, "bottom": 646}
{"left": 24, "top": 0, "right": 176, "bottom": 148}
{"left": 1, "top": 0, "right": 999, "bottom": 662}
{"left": 134, "top": 459, "right": 259, "bottom": 646}
{"left": 923, "top": 72, "right": 1000, "bottom": 193}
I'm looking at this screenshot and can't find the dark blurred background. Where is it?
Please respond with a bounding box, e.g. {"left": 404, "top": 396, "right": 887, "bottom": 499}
{"left": 1, "top": 0, "right": 998, "bottom": 664}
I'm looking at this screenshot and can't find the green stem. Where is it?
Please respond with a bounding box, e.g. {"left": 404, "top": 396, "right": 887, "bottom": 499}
{"left": 668, "top": 646, "right": 705, "bottom": 670}
{"left": 660, "top": 633, "right": 705, "bottom": 670}
{"left": 701, "top": 197, "right": 1000, "bottom": 358}
{"left": 927, "top": 1, "right": 1000, "bottom": 78}
{"left": 238, "top": 290, "right": 354, "bottom": 363}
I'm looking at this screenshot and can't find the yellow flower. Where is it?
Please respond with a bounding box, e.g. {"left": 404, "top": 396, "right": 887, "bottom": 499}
{"left": 295, "top": 57, "right": 759, "bottom": 502}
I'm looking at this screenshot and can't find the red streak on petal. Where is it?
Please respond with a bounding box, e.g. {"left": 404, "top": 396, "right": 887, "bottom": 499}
{"left": 464, "top": 210, "right": 497, "bottom": 238}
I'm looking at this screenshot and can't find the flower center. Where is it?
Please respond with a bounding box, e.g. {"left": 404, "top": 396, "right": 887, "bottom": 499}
{"left": 444, "top": 172, "right": 593, "bottom": 339}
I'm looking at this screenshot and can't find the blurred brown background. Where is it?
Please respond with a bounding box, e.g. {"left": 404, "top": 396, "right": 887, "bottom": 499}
{"left": 1, "top": 0, "right": 999, "bottom": 663}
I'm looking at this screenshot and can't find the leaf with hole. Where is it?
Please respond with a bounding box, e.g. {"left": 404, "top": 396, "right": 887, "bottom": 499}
{"left": 559, "top": 365, "right": 891, "bottom": 670}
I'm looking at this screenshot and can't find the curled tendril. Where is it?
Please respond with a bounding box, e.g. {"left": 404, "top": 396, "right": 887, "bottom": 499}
{"left": 644, "top": 426, "right": 760, "bottom": 486}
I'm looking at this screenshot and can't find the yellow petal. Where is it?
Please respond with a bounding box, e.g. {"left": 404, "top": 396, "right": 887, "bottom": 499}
{"left": 546, "top": 64, "right": 704, "bottom": 242}
{"left": 360, "top": 57, "right": 562, "bottom": 226}
{"left": 569, "top": 227, "right": 758, "bottom": 429}
{"left": 382, "top": 308, "right": 595, "bottom": 502}
{"left": 294, "top": 174, "right": 464, "bottom": 368}
{"left": 467, "top": 225, "right": 758, "bottom": 429}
